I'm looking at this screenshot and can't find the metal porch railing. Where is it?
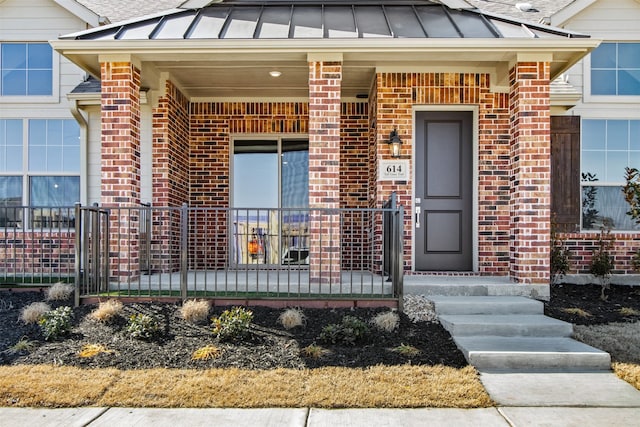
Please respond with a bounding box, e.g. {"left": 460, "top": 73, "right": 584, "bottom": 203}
{"left": 0, "top": 206, "right": 76, "bottom": 284}
{"left": 74, "top": 197, "right": 404, "bottom": 306}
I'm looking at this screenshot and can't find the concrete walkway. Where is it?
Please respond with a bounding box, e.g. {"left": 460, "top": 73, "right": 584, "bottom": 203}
{"left": 1, "top": 404, "right": 640, "bottom": 426}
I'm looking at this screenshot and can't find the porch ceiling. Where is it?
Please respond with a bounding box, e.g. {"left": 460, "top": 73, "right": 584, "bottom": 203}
{"left": 52, "top": 1, "right": 600, "bottom": 99}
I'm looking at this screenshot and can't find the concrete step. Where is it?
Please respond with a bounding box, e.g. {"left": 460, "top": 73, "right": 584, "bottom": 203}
{"left": 429, "top": 296, "right": 544, "bottom": 315}
{"left": 455, "top": 336, "right": 612, "bottom": 371}
{"left": 439, "top": 314, "right": 573, "bottom": 337}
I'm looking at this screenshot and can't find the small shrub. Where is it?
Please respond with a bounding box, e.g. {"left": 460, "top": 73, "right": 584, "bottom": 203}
{"left": 561, "top": 307, "right": 592, "bottom": 318}
{"left": 78, "top": 344, "right": 114, "bottom": 358}
{"left": 39, "top": 306, "right": 73, "bottom": 341}
{"left": 371, "top": 311, "right": 400, "bottom": 333}
{"left": 211, "top": 307, "right": 253, "bottom": 341}
{"left": 180, "top": 299, "right": 210, "bottom": 324}
{"left": 550, "top": 219, "right": 571, "bottom": 285}
{"left": 319, "top": 315, "right": 369, "bottom": 346}
{"left": 589, "top": 226, "right": 615, "bottom": 301}
{"left": 126, "top": 313, "right": 160, "bottom": 341}
{"left": 89, "top": 300, "right": 123, "bottom": 323}
{"left": 279, "top": 308, "right": 305, "bottom": 330}
{"left": 301, "top": 343, "right": 329, "bottom": 359}
{"left": 620, "top": 307, "right": 640, "bottom": 317}
{"left": 20, "top": 302, "right": 51, "bottom": 324}
{"left": 9, "top": 337, "right": 37, "bottom": 354}
{"left": 392, "top": 343, "right": 421, "bottom": 357}
{"left": 45, "top": 282, "right": 75, "bottom": 301}
{"left": 192, "top": 345, "right": 222, "bottom": 361}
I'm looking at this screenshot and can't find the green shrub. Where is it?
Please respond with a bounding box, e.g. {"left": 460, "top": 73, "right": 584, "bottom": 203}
{"left": 319, "top": 315, "right": 369, "bottom": 346}
{"left": 550, "top": 219, "right": 571, "bottom": 285}
{"left": 126, "top": 313, "right": 160, "bottom": 341}
{"left": 211, "top": 307, "right": 253, "bottom": 341}
{"left": 39, "top": 306, "right": 73, "bottom": 341}
{"left": 589, "top": 226, "right": 615, "bottom": 301}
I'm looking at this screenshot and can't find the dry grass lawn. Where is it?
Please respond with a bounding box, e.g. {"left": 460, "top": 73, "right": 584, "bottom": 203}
{"left": 613, "top": 363, "right": 640, "bottom": 390}
{"left": 0, "top": 365, "right": 492, "bottom": 408}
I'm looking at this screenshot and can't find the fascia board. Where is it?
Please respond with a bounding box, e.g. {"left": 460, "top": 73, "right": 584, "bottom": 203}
{"left": 53, "top": 0, "right": 103, "bottom": 27}
{"left": 50, "top": 37, "right": 601, "bottom": 55}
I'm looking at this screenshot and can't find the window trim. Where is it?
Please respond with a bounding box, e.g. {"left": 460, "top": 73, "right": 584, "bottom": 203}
{"left": 584, "top": 42, "right": 640, "bottom": 104}
{"left": 580, "top": 118, "right": 640, "bottom": 232}
{"left": 0, "top": 118, "right": 81, "bottom": 230}
{"left": 0, "top": 42, "right": 60, "bottom": 104}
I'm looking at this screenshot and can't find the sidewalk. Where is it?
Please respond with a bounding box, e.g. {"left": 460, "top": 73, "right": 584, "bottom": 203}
{"left": 1, "top": 405, "right": 640, "bottom": 427}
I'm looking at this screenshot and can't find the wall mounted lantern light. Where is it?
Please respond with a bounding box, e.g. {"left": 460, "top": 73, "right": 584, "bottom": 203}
{"left": 388, "top": 129, "right": 402, "bottom": 158}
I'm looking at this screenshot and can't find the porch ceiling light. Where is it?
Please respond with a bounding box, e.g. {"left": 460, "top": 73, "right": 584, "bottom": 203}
{"left": 269, "top": 70, "right": 282, "bottom": 77}
{"left": 388, "top": 129, "right": 402, "bottom": 158}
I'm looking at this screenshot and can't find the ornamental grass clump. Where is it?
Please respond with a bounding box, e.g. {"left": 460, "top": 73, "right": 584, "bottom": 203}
{"left": 319, "top": 315, "right": 369, "bottom": 346}
{"left": 20, "top": 302, "right": 51, "bottom": 324}
{"left": 211, "top": 307, "right": 253, "bottom": 341}
{"left": 45, "top": 282, "right": 75, "bottom": 301}
{"left": 39, "top": 306, "right": 73, "bottom": 341}
{"left": 371, "top": 311, "right": 400, "bottom": 333}
{"left": 78, "top": 344, "right": 114, "bottom": 359}
{"left": 180, "top": 299, "right": 210, "bottom": 324}
{"left": 279, "top": 308, "right": 305, "bottom": 330}
{"left": 126, "top": 313, "right": 160, "bottom": 341}
{"left": 89, "top": 300, "right": 123, "bottom": 323}
{"left": 191, "top": 345, "right": 222, "bottom": 361}
{"left": 9, "top": 337, "right": 38, "bottom": 354}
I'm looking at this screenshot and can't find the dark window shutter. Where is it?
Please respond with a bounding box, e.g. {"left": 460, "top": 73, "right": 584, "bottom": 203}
{"left": 551, "top": 115, "right": 581, "bottom": 232}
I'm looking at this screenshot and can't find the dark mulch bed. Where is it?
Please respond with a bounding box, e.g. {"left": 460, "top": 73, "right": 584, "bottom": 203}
{"left": 544, "top": 284, "right": 640, "bottom": 325}
{"left": 0, "top": 290, "right": 466, "bottom": 370}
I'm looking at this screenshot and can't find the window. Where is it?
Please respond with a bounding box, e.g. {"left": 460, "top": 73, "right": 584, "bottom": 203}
{"left": 232, "top": 138, "right": 309, "bottom": 265}
{"left": 0, "top": 43, "right": 53, "bottom": 96}
{"left": 581, "top": 119, "right": 640, "bottom": 230}
{"left": 591, "top": 42, "right": 640, "bottom": 96}
{"left": 0, "top": 118, "right": 80, "bottom": 228}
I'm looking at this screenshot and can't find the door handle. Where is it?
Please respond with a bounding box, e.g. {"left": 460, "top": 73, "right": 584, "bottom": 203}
{"left": 415, "top": 206, "right": 421, "bottom": 229}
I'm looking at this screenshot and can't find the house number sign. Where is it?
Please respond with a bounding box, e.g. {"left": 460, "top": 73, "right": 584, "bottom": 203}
{"left": 379, "top": 160, "right": 409, "bottom": 181}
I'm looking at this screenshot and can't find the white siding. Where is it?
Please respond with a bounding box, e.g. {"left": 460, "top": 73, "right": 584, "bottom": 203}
{"left": 558, "top": 0, "right": 640, "bottom": 120}
{"left": 0, "top": 0, "right": 89, "bottom": 114}
{"left": 86, "top": 106, "right": 102, "bottom": 204}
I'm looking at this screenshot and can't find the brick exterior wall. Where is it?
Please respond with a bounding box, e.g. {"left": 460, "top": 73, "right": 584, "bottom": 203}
{"left": 100, "top": 61, "right": 141, "bottom": 279}
{"left": 308, "top": 61, "right": 342, "bottom": 284}
{"left": 508, "top": 62, "right": 551, "bottom": 283}
{"left": 560, "top": 232, "right": 640, "bottom": 274}
{"left": 374, "top": 72, "right": 512, "bottom": 276}
{"left": 0, "top": 231, "right": 75, "bottom": 277}
{"left": 340, "top": 102, "right": 370, "bottom": 270}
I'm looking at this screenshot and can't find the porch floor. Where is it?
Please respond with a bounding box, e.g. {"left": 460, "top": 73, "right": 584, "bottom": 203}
{"left": 108, "top": 270, "right": 393, "bottom": 297}
{"left": 403, "top": 275, "right": 550, "bottom": 300}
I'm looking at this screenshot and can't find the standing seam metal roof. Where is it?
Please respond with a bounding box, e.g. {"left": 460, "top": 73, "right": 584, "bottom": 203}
{"left": 61, "top": 1, "right": 588, "bottom": 41}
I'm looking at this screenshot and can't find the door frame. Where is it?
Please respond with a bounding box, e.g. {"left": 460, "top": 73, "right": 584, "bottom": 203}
{"left": 411, "top": 106, "right": 479, "bottom": 272}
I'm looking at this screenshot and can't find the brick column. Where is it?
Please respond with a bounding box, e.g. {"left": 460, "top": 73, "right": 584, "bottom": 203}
{"left": 508, "top": 60, "right": 552, "bottom": 283}
{"left": 100, "top": 58, "right": 141, "bottom": 280}
{"left": 152, "top": 78, "right": 190, "bottom": 273}
{"left": 308, "top": 55, "right": 342, "bottom": 286}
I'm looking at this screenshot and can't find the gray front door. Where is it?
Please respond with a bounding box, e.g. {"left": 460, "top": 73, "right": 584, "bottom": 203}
{"left": 415, "top": 111, "right": 472, "bottom": 271}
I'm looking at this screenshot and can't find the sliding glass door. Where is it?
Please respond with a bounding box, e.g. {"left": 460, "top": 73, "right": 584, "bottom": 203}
{"left": 232, "top": 138, "right": 308, "bottom": 265}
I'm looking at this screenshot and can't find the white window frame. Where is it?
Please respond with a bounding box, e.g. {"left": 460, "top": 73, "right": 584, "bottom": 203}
{"left": 583, "top": 41, "right": 640, "bottom": 104}
{"left": 580, "top": 118, "right": 640, "bottom": 232}
{"left": 0, "top": 42, "right": 60, "bottom": 104}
